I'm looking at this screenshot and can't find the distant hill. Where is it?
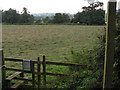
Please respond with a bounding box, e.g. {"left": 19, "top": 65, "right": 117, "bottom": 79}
{"left": 32, "top": 13, "right": 74, "bottom": 20}
{"left": 32, "top": 13, "right": 55, "bottom": 20}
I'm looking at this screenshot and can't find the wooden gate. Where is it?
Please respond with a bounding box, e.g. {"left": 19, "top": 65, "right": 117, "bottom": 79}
{"left": 1, "top": 51, "right": 87, "bottom": 89}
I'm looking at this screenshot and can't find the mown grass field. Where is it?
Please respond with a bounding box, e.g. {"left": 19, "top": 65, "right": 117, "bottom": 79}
{"left": 2, "top": 25, "right": 105, "bottom": 88}
{"left": 2, "top": 25, "right": 104, "bottom": 61}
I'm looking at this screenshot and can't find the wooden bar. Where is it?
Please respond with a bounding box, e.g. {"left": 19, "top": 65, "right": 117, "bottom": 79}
{"left": 37, "top": 57, "right": 41, "bottom": 89}
{"left": 34, "top": 61, "right": 87, "bottom": 67}
{"left": 31, "top": 61, "right": 35, "bottom": 88}
{"left": 6, "top": 67, "right": 33, "bottom": 73}
{"left": 6, "top": 72, "right": 22, "bottom": 81}
{"left": 5, "top": 58, "right": 87, "bottom": 67}
{"left": 43, "top": 56, "right": 46, "bottom": 88}
{"left": 0, "top": 50, "right": 2, "bottom": 89}
{"left": 14, "top": 77, "right": 32, "bottom": 82}
{"left": 1, "top": 50, "right": 6, "bottom": 89}
{"left": 11, "top": 80, "right": 24, "bottom": 88}
{"left": 103, "top": 1, "right": 117, "bottom": 89}
{"left": 5, "top": 58, "right": 23, "bottom": 62}
{"left": 6, "top": 67, "right": 69, "bottom": 76}
{"left": 45, "top": 61, "right": 87, "bottom": 67}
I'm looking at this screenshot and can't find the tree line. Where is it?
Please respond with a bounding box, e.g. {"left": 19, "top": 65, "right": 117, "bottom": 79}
{"left": 2, "top": 7, "right": 34, "bottom": 24}
{"left": 2, "top": 1, "right": 105, "bottom": 25}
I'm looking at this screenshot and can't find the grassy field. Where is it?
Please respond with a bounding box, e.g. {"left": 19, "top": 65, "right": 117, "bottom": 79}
{"left": 2, "top": 25, "right": 105, "bottom": 88}
{"left": 2, "top": 25, "right": 104, "bottom": 62}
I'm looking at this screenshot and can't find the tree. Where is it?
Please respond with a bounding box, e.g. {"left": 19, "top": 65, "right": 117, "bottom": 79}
{"left": 53, "top": 13, "right": 70, "bottom": 24}
{"left": 42, "top": 16, "right": 52, "bottom": 24}
{"left": 73, "top": 0, "right": 105, "bottom": 25}
{"left": 19, "top": 7, "right": 34, "bottom": 24}
{"left": 2, "top": 8, "right": 34, "bottom": 24}
{"left": 62, "top": 13, "right": 70, "bottom": 23}
{"left": 2, "top": 8, "right": 20, "bottom": 24}
{"left": 83, "top": 1, "right": 103, "bottom": 11}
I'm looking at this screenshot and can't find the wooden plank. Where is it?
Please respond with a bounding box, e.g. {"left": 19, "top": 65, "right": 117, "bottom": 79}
{"left": 14, "top": 77, "right": 32, "bottom": 82}
{"left": 37, "top": 57, "right": 41, "bottom": 89}
{"left": 30, "top": 61, "right": 35, "bottom": 88}
{"left": 43, "top": 56, "right": 46, "bottom": 88}
{"left": 0, "top": 50, "right": 2, "bottom": 90}
{"left": 6, "top": 72, "right": 22, "bottom": 81}
{"left": 45, "top": 61, "right": 87, "bottom": 67}
{"left": 103, "top": 1, "right": 117, "bottom": 88}
{"left": 5, "top": 58, "right": 23, "bottom": 62}
{"left": 5, "top": 58, "right": 87, "bottom": 67}
{"left": 1, "top": 50, "right": 6, "bottom": 89}
{"left": 11, "top": 80, "right": 24, "bottom": 88}
{"left": 6, "top": 67, "right": 70, "bottom": 76}
{"left": 6, "top": 67, "right": 32, "bottom": 73}
{"left": 34, "top": 60, "right": 87, "bottom": 67}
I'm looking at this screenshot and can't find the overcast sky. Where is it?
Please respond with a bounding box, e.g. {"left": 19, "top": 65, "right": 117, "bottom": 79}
{"left": 0, "top": 0, "right": 119, "bottom": 14}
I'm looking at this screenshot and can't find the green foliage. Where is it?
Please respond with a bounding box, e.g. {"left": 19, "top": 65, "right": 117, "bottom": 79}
{"left": 82, "top": 1, "right": 103, "bottom": 11}
{"left": 112, "top": 10, "right": 120, "bottom": 88}
{"left": 66, "top": 28, "right": 105, "bottom": 88}
{"left": 2, "top": 8, "right": 34, "bottom": 24}
{"left": 2, "top": 4, "right": 105, "bottom": 25}
{"left": 53, "top": 13, "right": 70, "bottom": 24}
{"left": 2, "top": 8, "right": 20, "bottom": 24}
{"left": 19, "top": 14, "right": 34, "bottom": 24}
{"left": 73, "top": 9, "right": 105, "bottom": 25}
{"left": 67, "top": 11, "right": 120, "bottom": 88}
{"left": 73, "top": 1, "right": 105, "bottom": 25}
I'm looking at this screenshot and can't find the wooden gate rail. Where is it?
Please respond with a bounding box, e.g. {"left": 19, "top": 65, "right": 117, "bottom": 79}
{"left": 6, "top": 67, "right": 69, "bottom": 76}
{"left": 4, "top": 57, "right": 87, "bottom": 77}
{"left": 4, "top": 58, "right": 87, "bottom": 67}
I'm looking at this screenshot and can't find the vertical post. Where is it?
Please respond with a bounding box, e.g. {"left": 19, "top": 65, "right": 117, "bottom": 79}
{"left": 0, "top": 50, "right": 2, "bottom": 90}
{"left": 1, "top": 50, "right": 6, "bottom": 89}
{"left": 0, "top": 10, "right": 2, "bottom": 90}
{"left": 43, "top": 56, "right": 46, "bottom": 88}
{"left": 31, "top": 61, "right": 35, "bottom": 89}
{"left": 103, "top": 1, "right": 116, "bottom": 88}
{"left": 37, "top": 57, "right": 41, "bottom": 89}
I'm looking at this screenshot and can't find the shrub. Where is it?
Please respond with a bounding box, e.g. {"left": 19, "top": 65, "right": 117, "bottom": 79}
{"left": 66, "top": 28, "right": 106, "bottom": 89}
{"left": 66, "top": 24, "right": 120, "bottom": 88}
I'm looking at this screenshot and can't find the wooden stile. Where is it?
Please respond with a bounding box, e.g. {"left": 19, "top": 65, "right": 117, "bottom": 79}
{"left": 4, "top": 55, "right": 88, "bottom": 88}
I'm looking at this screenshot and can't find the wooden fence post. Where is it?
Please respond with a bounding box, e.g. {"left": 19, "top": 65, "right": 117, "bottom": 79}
{"left": 31, "top": 60, "right": 35, "bottom": 89}
{"left": 103, "top": 1, "right": 116, "bottom": 88}
{"left": 0, "top": 50, "right": 6, "bottom": 89}
{"left": 37, "top": 57, "right": 41, "bottom": 89}
{"left": 43, "top": 56, "right": 46, "bottom": 88}
{"left": 0, "top": 50, "right": 2, "bottom": 90}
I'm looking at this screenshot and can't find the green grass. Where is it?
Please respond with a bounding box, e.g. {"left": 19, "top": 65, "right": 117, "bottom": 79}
{"left": 2, "top": 25, "right": 105, "bottom": 88}
{"left": 2, "top": 25, "right": 104, "bottom": 61}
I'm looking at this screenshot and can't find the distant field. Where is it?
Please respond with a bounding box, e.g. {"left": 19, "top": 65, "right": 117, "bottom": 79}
{"left": 2, "top": 25, "right": 105, "bottom": 62}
